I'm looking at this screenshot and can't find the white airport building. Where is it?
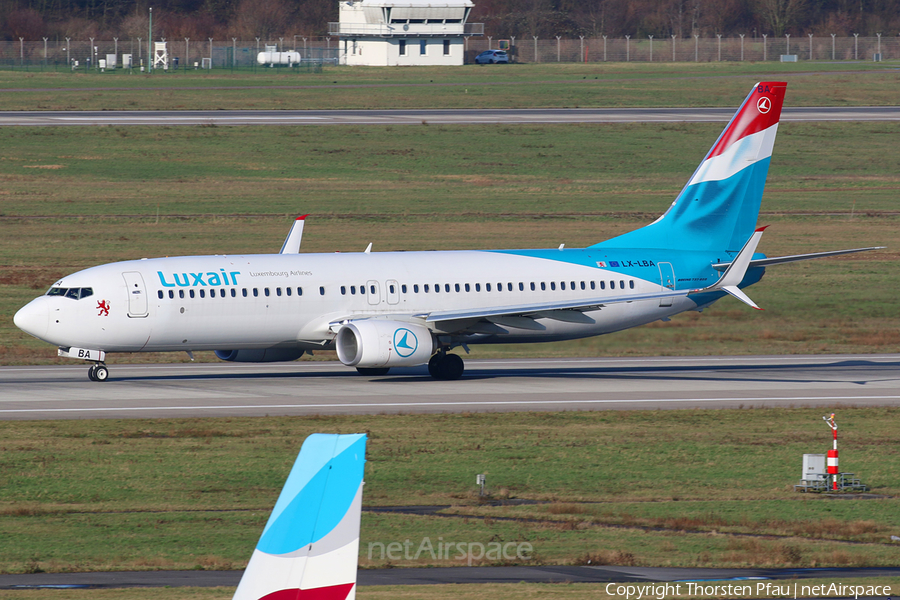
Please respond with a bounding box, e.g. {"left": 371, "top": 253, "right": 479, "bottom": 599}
{"left": 329, "top": 0, "right": 484, "bottom": 66}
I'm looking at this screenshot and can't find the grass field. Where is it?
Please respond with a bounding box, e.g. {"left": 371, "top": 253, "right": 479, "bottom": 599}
{"left": 1, "top": 409, "right": 898, "bottom": 576}
{"left": 0, "top": 62, "right": 898, "bottom": 110}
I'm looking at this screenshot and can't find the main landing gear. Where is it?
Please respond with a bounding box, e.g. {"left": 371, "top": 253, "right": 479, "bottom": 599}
{"left": 88, "top": 363, "right": 109, "bottom": 382}
{"left": 428, "top": 352, "right": 464, "bottom": 380}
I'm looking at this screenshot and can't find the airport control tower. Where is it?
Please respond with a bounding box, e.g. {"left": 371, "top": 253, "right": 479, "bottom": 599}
{"left": 330, "top": 0, "right": 484, "bottom": 66}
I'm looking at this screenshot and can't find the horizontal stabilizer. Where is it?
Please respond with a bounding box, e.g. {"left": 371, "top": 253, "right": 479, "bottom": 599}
{"left": 712, "top": 246, "right": 885, "bottom": 271}
{"left": 688, "top": 226, "right": 767, "bottom": 310}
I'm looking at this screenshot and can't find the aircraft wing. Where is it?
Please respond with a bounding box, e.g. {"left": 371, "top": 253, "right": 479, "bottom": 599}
{"left": 418, "top": 289, "right": 691, "bottom": 326}
{"left": 712, "top": 247, "right": 884, "bottom": 271}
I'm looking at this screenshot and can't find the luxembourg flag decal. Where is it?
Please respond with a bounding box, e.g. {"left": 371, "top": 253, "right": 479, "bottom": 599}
{"left": 233, "top": 433, "right": 367, "bottom": 600}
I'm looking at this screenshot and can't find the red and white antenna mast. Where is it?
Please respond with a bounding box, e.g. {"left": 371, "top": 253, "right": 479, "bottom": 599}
{"left": 823, "top": 413, "right": 838, "bottom": 490}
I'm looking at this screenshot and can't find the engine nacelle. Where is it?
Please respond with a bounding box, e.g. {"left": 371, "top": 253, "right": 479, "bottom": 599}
{"left": 214, "top": 348, "right": 306, "bottom": 363}
{"left": 335, "top": 321, "right": 434, "bottom": 368}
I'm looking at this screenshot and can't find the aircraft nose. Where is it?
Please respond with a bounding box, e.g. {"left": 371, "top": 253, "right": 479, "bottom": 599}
{"left": 14, "top": 298, "right": 49, "bottom": 340}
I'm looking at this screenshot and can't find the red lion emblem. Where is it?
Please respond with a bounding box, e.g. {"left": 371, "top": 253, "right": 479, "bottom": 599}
{"left": 97, "top": 300, "right": 110, "bottom": 317}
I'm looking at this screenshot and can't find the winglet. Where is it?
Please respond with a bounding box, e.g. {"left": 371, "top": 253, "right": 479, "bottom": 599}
{"left": 691, "top": 226, "right": 767, "bottom": 310}
{"left": 233, "top": 433, "right": 367, "bottom": 600}
{"left": 279, "top": 215, "right": 309, "bottom": 254}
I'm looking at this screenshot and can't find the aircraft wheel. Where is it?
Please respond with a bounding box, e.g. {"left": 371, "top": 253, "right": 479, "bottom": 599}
{"left": 88, "top": 365, "right": 97, "bottom": 381}
{"left": 428, "top": 353, "right": 464, "bottom": 380}
{"left": 93, "top": 365, "right": 109, "bottom": 382}
{"left": 356, "top": 367, "right": 390, "bottom": 376}
{"left": 427, "top": 353, "right": 444, "bottom": 379}
{"left": 442, "top": 354, "right": 465, "bottom": 380}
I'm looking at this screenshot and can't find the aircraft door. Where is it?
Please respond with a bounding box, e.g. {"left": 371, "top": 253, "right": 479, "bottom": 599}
{"left": 122, "top": 271, "right": 149, "bottom": 317}
{"left": 658, "top": 262, "right": 675, "bottom": 307}
{"left": 385, "top": 280, "right": 400, "bottom": 305}
{"left": 366, "top": 280, "right": 380, "bottom": 305}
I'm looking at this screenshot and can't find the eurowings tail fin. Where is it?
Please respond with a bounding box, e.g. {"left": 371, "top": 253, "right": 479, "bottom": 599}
{"left": 592, "top": 81, "right": 787, "bottom": 253}
{"left": 233, "top": 433, "right": 367, "bottom": 600}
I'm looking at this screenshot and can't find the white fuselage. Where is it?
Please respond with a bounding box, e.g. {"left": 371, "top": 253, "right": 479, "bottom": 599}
{"left": 16, "top": 249, "right": 704, "bottom": 355}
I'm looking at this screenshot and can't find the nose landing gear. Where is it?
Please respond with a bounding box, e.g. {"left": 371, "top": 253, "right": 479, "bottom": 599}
{"left": 88, "top": 363, "right": 109, "bottom": 382}
{"left": 427, "top": 351, "right": 464, "bottom": 380}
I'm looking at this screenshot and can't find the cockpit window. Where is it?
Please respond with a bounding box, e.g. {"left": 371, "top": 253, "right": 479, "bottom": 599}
{"left": 47, "top": 287, "right": 93, "bottom": 300}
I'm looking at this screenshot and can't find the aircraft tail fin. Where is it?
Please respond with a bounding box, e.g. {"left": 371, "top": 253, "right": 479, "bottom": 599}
{"left": 233, "top": 433, "right": 367, "bottom": 600}
{"left": 592, "top": 81, "right": 787, "bottom": 252}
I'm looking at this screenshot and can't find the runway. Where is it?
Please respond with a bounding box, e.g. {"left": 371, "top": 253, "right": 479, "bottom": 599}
{"left": 1, "top": 354, "right": 898, "bottom": 420}
{"left": 3, "top": 565, "right": 900, "bottom": 589}
{"left": 0, "top": 106, "right": 899, "bottom": 126}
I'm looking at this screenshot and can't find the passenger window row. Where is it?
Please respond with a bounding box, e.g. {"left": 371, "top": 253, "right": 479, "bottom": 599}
{"left": 158, "top": 287, "right": 305, "bottom": 300}
{"left": 407, "top": 280, "right": 635, "bottom": 293}
{"left": 156, "top": 279, "right": 638, "bottom": 301}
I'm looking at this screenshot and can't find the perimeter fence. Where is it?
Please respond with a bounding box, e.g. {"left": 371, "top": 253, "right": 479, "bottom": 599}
{"left": 0, "top": 34, "right": 895, "bottom": 71}
{"left": 0, "top": 37, "right": 339, "bottom": 71}
{"left": 464, "top": 34, "right": 897, "bottom": 63}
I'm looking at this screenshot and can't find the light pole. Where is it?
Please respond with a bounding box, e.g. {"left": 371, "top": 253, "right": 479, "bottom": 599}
{"left": 148, "top": 7, "right": 153, "bottom": 73}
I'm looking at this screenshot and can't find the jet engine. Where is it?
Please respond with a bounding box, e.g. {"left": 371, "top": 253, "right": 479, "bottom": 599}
{"left": 336, "top": 321, "right": 434, "bottom": 368}
{"left": 214, "top": 348, "right": 306, "bottom": 362}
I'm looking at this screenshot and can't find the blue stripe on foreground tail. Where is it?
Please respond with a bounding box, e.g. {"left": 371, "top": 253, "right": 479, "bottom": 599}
{"left": 233, "top": 433, "right": 367, "bottom": 600}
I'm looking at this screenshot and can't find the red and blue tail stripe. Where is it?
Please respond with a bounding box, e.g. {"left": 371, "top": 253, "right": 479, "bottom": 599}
{"left": 593, "top": 82, "right": 787, "bottom": 253}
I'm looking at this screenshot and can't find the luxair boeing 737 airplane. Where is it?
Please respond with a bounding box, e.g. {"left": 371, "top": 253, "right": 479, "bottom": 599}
{"left": 14, "top": 82, "right": 881, "bottom": 382}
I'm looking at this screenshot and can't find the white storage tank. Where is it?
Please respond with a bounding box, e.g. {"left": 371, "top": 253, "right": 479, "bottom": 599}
{"left": 257, "top": 48, "right": 301, "bottom": 66}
